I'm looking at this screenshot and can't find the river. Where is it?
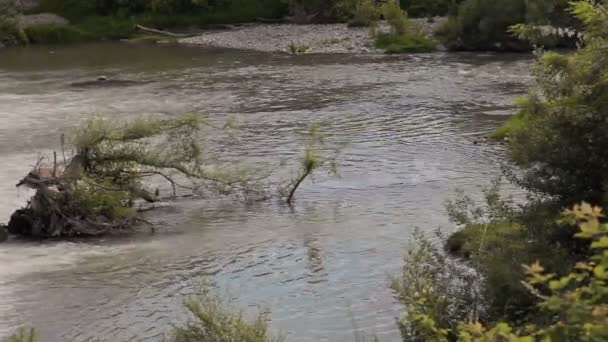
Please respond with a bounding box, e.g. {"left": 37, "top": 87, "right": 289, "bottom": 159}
{"left": 0, "top": 43, "right": 531, "bottom": 342}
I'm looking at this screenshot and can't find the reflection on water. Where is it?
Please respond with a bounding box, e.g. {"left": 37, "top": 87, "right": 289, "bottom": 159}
{"left": 0, "top": 43, "right": 531, "bottom": 341}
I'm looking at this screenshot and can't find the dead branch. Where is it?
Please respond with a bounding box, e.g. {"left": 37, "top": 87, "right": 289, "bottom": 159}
{"left": 134, "top": 24, "right": 191, "bottom": 37}
{"left": 286, "top": 168, "right": 312, "bottom": 205}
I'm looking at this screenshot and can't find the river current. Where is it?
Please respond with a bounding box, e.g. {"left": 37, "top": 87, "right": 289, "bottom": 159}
{"left": 0, "top": 43, "right": 531, "bottom": 341}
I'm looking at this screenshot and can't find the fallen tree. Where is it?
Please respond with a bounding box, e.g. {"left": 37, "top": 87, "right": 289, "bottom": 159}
{"left": 6, "top": 114, "right": 265, "bottom": 238}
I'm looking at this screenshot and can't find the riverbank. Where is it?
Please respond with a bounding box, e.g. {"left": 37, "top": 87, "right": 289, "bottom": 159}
{"left": 180, "top": 18, "right": 446, "bottom": 54}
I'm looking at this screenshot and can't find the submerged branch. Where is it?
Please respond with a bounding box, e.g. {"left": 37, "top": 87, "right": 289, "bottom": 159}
{"left": 287, "top": 168, "right": 312, "bottom": 205}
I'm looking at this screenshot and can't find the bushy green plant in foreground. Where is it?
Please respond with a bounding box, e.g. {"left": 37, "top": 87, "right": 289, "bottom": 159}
{"left": 391, "top": 229, "right": 480, "bottom": 341}
{"left": 444, "top": 182, "right": 573, "bottom": 327}
{"left": 501, "top": 0, "right": 608, "bottom": 205}
{"left": 171, "top": 288, "right": 284, "bottom": 342}
{"left": 399, "top": 203, "right": 608, "bottom": 341}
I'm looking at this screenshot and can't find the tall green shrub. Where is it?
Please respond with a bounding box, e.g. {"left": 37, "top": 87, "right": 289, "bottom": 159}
{"left": 0, "top": 0, "right": 28, "bottom": 46}
{"left": 348, "top": 0, "right": 380, "bottom": 27}
{"left": 25, "top": 24, "right": 87, "bottom": 44}
{"left": 171, "top": 288, "right": 284, "bottom": 342}
{"left": 399, "top": 202, "right": 608, "bottom": 341}
{"left": 506, "top": 0, "right": 608, "bottom": 206}
{"left": 439, "top": 0, "right": 573, "bottom": 51}
{"left": 400, "top": 0, "right": 463, "bottom": 17}
{"left": 375, "top": 0, "right": 437, "bottom": 53}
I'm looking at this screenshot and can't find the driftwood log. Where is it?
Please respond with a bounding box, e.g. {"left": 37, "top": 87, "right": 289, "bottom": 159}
{"left": 134, "top": 24, "right": 191, "bottom": 37}
{"left": 7, "top": 155, "right": 156, "bottom": 238}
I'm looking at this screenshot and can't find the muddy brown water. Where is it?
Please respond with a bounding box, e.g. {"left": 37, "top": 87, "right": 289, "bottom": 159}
{"left": 0, "top": 43, "right": 532, "bottom": 341}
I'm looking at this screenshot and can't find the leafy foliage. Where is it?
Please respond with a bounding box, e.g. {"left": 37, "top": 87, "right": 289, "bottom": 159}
{"left": 438, "top": 0, "right": 573, "bottom": 51}
{"left": 171, "top": 288, "right": 284, "bottom": 342}
{"left": 505, "top": 0, "right": 608, "bottom": 205}
{"left": 400, "top": 0, "right": 463, "bottom": 18}
{"left": 391, "top": 229, "right": 480, "bottom": 341}
{"left": 285, "top": 125, "right": 338, "bottom": 204}
{"left": 10, "top": 328, "right": 37, "bottom": 342}
{"left": 0, "top": 1, "right": 28, "bottom": 47}
{"left": 7, "top": 114, "right": 264, "bottom": 238}
{"left": 347, "top": 0, "right": 381, "bottom": 27}
{"left": 24, "top": 24, "right": 87, "bottom": 44}
{"left": 384, "top": 0, "right": 409, "bottom": 34}
{"left": 35, "top": 0, "right": 288, "bottom": 34}
{"left": 444, "top": 182, "right": 563, "bottom": 325}
{"left": 403, "top": 203, "right": 608, "bottom": 341}
{"left": 374, "top": 0, "right": 437, "bottom": 53}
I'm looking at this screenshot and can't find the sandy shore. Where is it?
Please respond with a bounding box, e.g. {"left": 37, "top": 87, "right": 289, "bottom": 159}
{"left": 180, "top": 18, "right": 446, "bottom": 54}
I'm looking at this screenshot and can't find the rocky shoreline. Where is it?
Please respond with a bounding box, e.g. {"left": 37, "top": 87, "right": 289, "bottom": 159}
{"left": 180, "top": 18, "right": 446, "bottom": 54}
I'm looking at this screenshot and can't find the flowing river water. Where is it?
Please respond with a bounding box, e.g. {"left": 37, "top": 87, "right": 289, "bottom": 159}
{"left": 0, "top": 43, "right": 532, "bottom": 342}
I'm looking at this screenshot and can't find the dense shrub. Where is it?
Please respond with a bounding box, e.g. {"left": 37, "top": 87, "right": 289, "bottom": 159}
{"left": 445, "top": 183, "right": 577, "bottom": 324}
{"left": 24, "top": 24, "right": 88, "bottom": 44}
{"left": 347, "top": 0, "right": 380, "bottom": 27}
{"left": 397, "top": 3, "right": 608, "bottom": 340}
{"left": 384, "top": 0, "right": 409, "bottom": 34}
{"left": 75, "top": 16, "right": 135, "bottom": 40}
{"left": 504, "top": 0, "right": 608, "bottom": 206}
{"left": 0, "top": 1, "right": 28, "bottom": 47}
{"left": 400, "top": 0, "right": 463, "bottom": 18}
{"left": 0, "top": 16, "right": 28, "bottom": 46}
{"left": 438, "top": 0, "right": 573, "bottom": 51}
{"left": 375, "top": 0, "right": 437, "bottom": 53}
{"left": 171, "top": 288, "right": 284, "bottom": 342}
{"left": 36, "top": 0, "right": 288, "bottom": 26}
{"left": 437, "top": 0, "right": 529, "bottom": 51}
{"left": 391, "top": 229, "right": 479, "bottom": 341}
{"left": 282, "top": 0, "right": 349, "bottom": 23}
{"left": 399, "top": 202, "right": 608, "bottom": 341}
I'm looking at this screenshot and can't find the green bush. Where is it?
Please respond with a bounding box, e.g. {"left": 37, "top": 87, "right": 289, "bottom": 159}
{"left": 75, "top": 16, "right": 135, "bottom": 40}
{"left": 283, "top": 0, "right": 352, "bottom": 23}
{"left": 437, "top": 0, "right": 530, "bottom": 51}
{"left": 9, "top": 328, "right": 37, "bottom": 342}
{"left": 400, "top": 202, "right": 608, "bottom": 341}
{"left": 0, "top": 17, "right": 28, "bottom": 46}
{"left": 171, "top": 288, "right": 284, "bottom": 342}
{"left": 383, "top": 0, "right": 409, "bottom": 34}
{"left": 444, "top": 182, "right": 578, "bottom": 324}
{"left": 347, "top": 0, "right": 380, "bottom": 27}
{"left": 374, "top": 0, "right": 437, "bottom": 53}
{"left": 375, "top": 32, "right": 437, "bottom": 53}
{"left": 36, "top": 0, "right": 288, "bottom": 28}
{"left": 400, "top": 0, "right": 463, "bottom": 17}
{"left": 391, "top": 229, "right": 479, "bottom": 341}
{"left": 24, "top": 24, "right": 88, "bottom": 44}
{"left": 0, "top": 0, "right": 28, "bottom": 47}
{"left": 438, "top": 0, "right": 574, "bottom": 51}
{"left": 506, "top": 1, "right": 608, "bottom": 206}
